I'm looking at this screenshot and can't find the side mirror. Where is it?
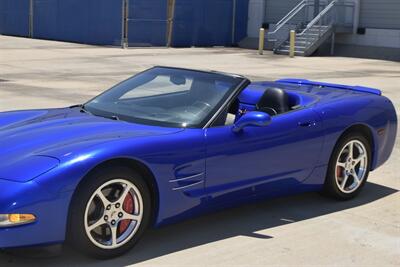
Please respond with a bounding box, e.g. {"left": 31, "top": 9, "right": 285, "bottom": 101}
{"left": 232, "top": 111, "right": 272, "bottom": 133}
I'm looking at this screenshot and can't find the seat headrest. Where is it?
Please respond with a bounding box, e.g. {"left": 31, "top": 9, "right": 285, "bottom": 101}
{"left": 256, "top": 87, "right": 290, "bottom": 115}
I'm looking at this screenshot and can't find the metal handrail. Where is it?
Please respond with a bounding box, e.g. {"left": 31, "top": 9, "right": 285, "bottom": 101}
{"left": 268, "top": 0, "right": 333, "bottom": 50}
{"left": 294, "top": 0, "right": 339, "bottom": 53}
{"left": 297, "top": 0, "right": 337, "bottom": 36}
{"left": 273, "top": 0, "right": 307, "bottom": 31}
{"left": 269, "top": 0, "right": 331, "bottom": 37}
{"left": 267, "top": 0, "right": 308, "bottom": 46}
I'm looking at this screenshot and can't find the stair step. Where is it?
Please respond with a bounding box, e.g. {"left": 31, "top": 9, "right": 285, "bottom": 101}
{"left": 297, "top": 33, "right": 324, "bottom": 37}
{"left": 276, "top": 49, "right": 305, "bottom": 55}
{"left": 300, "top": 33, "right": 320, "bottom": 36}
{"left": 306, "top": 28, "right": 323, "bottom": 30}
{"left": 280, "top": 45, "right": 306, "bottom": 50}
{"left": 308, "top": 25, "right": 329, "bottom": 28}
{"left": 282, "top": 40, "right": 308, "bottom": 45}
{"left": 273, "top": 22, "right": 332, "bottom": 57}
{"left": 306, "top": 30, "right": 327, "bottom": 33}
{"left": 297, "top": 28, "right": 330, "bottom": 34}
{"left": 298, "top": 26, "right": 329, "bottom": 30}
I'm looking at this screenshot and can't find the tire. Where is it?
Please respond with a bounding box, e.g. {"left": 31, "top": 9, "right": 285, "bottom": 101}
{"left": 67, "top": 165, "right": 151, "bottom": 259}
{"left": 323, "top": 133, "right": 371, "bottom": 200}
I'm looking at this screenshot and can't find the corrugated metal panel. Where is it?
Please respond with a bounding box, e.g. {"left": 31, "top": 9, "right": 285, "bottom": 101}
{"left": 86, "top": 0, "right": 123, "bottom": 45}
{"left": 265, "top": 0, "right": 301, "bottom": 24}
{"left": 199, "top": 0, "right": 234, "bottom": 46}
{"left": 0, "top": 0, "right": 247, "bottom": 47}
{"left": 176, "top": 0, "right": 234, "bottom": 47}
{"left": 359, "top": 0, "right": 400, "bottom": 29}
{"left": 0, "top": 0, "right": 30, "bottom": 37}
{"left": 172, "top": 0, "right": 238, "bottom": 47}
{"left": 127, "top": 0, "right": 168, "bottom": 46}
{"left": 32, "top": 0, "right": 122, "bottom": 45}
{"left": 235, "top": 0, "right": 250, "bottom": 42}
{"left": 171, "top": 0, "right": 196, "bottom": 47}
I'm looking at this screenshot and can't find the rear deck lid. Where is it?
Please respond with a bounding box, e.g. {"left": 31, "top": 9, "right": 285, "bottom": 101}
{"left": 276, "top": 79, "right": 382, "bottom": 96}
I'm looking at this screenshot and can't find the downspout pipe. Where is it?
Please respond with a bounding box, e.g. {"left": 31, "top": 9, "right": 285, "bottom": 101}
{"left": 352, "top": 0, "right": 360, "bottom": 34}
{"left": 314, "top": 0, "right": 320, "bottom": 18}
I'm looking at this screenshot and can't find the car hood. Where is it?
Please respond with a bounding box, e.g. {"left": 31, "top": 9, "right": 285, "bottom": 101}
{"left": 0, "top": 108, "right": 183, "bottom": 181}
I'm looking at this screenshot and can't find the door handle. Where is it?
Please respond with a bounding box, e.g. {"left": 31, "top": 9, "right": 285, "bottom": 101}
{"left": 298, "top": 121, "right": 313, "bottom": 127}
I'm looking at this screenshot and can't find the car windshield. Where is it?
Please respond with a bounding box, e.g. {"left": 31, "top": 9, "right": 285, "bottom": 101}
{"left": 85, "top": 67, "right": 244, "bottom": 128}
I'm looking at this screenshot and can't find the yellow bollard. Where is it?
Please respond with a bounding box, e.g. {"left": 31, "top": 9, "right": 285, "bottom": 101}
{"left": 289, "top": 30, "right": 295, "bottom": 58}
{"left": 258, "top": 28, "right": 265, "bottom": 55}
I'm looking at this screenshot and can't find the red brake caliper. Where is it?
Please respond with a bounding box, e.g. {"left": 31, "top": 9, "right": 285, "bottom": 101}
{"left": 118, "top": 192, "right": 134, "bottom": 235}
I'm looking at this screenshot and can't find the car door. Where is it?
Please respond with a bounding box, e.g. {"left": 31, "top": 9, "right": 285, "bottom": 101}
{"left": 204, "top": 108, "right": 323, "bottom": 204}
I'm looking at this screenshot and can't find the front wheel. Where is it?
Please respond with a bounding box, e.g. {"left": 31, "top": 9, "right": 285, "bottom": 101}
{"left": 324, "top": 134, "right": 371, "bottom": 200}
{"left": 68, "top": 166, "right": 151, "bottom": 259}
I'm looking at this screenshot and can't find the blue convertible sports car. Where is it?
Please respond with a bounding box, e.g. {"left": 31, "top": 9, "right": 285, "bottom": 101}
{"left": 0, "top": 67, "right": 397, "bottom": 258}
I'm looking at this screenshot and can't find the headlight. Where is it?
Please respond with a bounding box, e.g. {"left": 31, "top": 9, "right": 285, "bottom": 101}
{"left": 0, "top": 214, "right": 36, "bottom": 227}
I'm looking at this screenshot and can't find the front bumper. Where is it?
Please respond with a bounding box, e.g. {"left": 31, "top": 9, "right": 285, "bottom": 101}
{"left": 0, "top": 179, "right": 72, "bottom": 248}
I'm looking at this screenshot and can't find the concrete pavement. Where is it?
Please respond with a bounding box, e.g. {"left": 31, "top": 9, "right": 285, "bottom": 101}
{"left": 0, "top": 35, "right": 399, "bottom": 267}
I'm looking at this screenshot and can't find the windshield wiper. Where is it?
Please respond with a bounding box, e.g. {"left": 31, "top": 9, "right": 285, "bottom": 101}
{"left": 69, "top": 104, "right": 82, "bottom": 108}
{"left": 69, "top": 104, "right": 92, "bottom": 115}
{"left": 96, "top": 114, "right": 120, "bottom": 121}
{"left": 69, "top": 104, "right": 120, "bottom": 121}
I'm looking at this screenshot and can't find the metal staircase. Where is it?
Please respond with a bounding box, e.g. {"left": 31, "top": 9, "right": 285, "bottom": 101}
{"left": 276, "top": 25, "right": 332, "bottom": 56}
{"left": 268, "top": 0, "right": 358, "bottom": 56}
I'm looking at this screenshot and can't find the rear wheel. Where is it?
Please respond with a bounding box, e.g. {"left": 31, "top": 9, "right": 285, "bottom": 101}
{"left": 324, "top": 133, "right": 371, "bottom": 200}
{"left": 68, "top": 166, "right": 151, "bottom": 259}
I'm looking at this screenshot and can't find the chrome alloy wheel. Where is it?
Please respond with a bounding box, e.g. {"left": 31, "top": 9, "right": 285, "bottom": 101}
{"left": 335, "top": 140, "right": 368, "bottom": 194}
{"left": 84, "top": 179, "right": 143, "bottom": 249}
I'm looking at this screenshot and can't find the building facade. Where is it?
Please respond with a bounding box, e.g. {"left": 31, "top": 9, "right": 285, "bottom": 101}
{"left": 0, "top": 0, "right": 398, "bottom": 60}
{"left": 246, "top": 0, "right": 400, "bottom": 60}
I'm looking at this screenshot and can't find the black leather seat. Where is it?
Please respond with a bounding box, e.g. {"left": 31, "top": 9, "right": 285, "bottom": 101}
{"left": 256, "top": 88, "right": 290, "bottom": 116}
